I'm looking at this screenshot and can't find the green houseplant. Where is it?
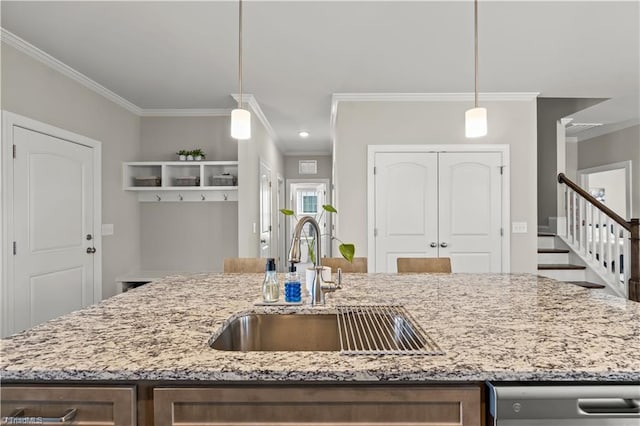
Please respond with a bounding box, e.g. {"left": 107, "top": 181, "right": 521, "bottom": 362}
{"left": 280, "top": 204, "right": 355, "bottom": 263}
{"left": 191, "top": 149, "right": 206, "bottom": 160}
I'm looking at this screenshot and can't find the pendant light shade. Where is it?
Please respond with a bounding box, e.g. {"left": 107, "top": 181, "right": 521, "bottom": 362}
{"left": 465, "top": 107, "right": 487, "bottom": 138}
{"left": 465, "top": 0, "right": 487, "bottom": 138}
{"left": 231, "top": 108, "right": 251, "bottom": 140}
{"left": 231, "top": 0, "right": 251, "bottom": 140}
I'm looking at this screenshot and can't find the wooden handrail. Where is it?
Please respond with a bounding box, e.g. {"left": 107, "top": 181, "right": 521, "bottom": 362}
{"left": 558, "top": 173, "right": 630, "bottom": 231}
{"left": 558, "top": 173, "right": 639, "bottom": 302}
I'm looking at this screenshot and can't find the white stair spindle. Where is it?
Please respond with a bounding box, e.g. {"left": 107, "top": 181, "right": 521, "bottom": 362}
{"left": 598, "top": 210, "right": 604, "bottom": 271}
{"left": 613, "top": 223, "right": 621, "bottom": 284}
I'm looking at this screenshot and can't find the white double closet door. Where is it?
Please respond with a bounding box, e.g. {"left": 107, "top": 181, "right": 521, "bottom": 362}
{"left": 374, "top": 151, "right": 503, "bottom": 273}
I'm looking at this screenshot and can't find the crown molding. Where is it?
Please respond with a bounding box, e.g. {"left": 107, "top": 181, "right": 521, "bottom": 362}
{"left": 332, "top": 92, "right": 540, "bottom": 104}
{"left": 1, "top": 28, "right": 143, "bottom": 115}
{"left": 231, "top": 94, "right": 278, "bottom": 142}
{"left": 140, "top": 109, "right": 231, "bottom": 117}
{"left": 284, "top": 151, "right": 331, "bottom": 157}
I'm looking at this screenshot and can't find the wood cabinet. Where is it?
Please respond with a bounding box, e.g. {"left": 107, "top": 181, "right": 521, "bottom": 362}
{"left": 122, "top": 161, "right": 238, "bottom": 202}
{"left": 153, "top": 385, "right": 482, "bottom": 426}
{"left": 0, "top": 385, "right": 136, "bottom": 425}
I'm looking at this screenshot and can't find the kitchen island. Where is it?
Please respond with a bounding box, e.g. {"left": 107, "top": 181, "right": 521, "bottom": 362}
{"left": 1, "top": 273, "right": 639, "bottom": 424}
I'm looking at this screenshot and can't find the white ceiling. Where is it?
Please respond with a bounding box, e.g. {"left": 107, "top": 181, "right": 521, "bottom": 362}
{"left": 2, "top": 1, "right": 638, "bottom": 154}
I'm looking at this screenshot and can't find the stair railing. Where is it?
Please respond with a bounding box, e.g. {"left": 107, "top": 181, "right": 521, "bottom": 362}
{"left": 558, "top": 173, "right": 639, "bottom": 302}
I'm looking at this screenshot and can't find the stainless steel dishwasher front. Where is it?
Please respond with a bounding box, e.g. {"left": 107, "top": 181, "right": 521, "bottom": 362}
{"left": 487, "top": 383, "right": 640, "bottom": 426}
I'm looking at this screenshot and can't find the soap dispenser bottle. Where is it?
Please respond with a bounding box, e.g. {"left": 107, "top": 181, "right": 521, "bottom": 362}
{"left": 262, "top": 258, "right": 279, "bottom": 303}
{"left": 284, "top": 263, "right": 302, "bottom": 303}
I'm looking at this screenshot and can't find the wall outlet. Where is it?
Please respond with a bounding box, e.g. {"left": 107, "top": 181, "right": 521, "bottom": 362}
{"left": 512, "top": 222, "right": 528, "bottom": 233}
{"left": 101, "top": 224, "right": 114, "bottom": 236}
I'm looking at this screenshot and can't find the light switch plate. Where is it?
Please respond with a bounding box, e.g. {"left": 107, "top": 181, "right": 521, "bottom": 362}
{"left": 101, "top": 224, "right": 114, "bottom": 236}
{"left": 512, "top": 222, "right": 528, "bottom": 233}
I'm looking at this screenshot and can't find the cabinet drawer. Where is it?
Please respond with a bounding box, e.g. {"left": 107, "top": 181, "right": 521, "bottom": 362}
{"left": 154, "top": 385, "right": 481, "bottom": 426}
{"left": 1, "top": 386, "right": 136, "bottom": 425}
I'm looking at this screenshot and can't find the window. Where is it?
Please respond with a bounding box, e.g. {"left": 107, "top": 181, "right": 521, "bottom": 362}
{"left": 301, "top": 194, "right": 318, "bottom": 214}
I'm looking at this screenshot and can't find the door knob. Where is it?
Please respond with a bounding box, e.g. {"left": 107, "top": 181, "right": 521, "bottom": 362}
{"left": 430, "top": 242, "right": 437, "bottom": 248}
{"left": 86, "top": 247, "right": 96, "bottom": 254}
{"left": 440, "top": 242, "right": 448, "bottom": 248}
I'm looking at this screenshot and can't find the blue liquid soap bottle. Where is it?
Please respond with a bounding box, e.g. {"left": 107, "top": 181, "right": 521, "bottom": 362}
{"left": 284, "top": 263, "right": 302, "bottom": 303}
{"left": 262, "top": 258, "right": 279, "bottom": 303}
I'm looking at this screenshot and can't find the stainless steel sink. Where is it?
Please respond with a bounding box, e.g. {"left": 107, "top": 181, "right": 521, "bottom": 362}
{"left": 210, "top": 307, "right": 443, "bottom": 355}
{"left": 210, "top": 313, "right": 340, "bottom": 351}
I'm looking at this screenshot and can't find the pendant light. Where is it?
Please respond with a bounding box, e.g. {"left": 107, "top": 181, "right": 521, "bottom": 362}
{"left": 465, "top": 0, "right": 487, "bottom": 138}
{"left": 231, "top": 0, "right": 251, "bottom": 140}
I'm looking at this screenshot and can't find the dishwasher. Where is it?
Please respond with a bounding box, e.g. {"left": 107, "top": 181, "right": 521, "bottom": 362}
{"left": 487, "top": 383, "right": 640, "bottom": 425}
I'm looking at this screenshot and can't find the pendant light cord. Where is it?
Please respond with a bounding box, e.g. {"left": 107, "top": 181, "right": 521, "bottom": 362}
{"left": 474, "top": 0, "right": 479, "bottom": 108}
{"left": 238, "top": 0, "right": 243, "bottom": 109}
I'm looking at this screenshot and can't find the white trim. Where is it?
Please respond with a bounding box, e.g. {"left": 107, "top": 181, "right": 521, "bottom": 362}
{"left": 140, "top": 109, "right": 231, "bottom": 117}
{"left": 367, "top": 144, "right": 510, "bottom": 273}
{"left": 1, "top": 28, "right": 143, "bottom": 116}
{"left": 578, "top": 160, "right": 633, "bottom": 219}
{"left": 284, "top": 151, "right": 331, "bottom": 157}
{"left": 232, "top": 94, "right": 278, "bottom": 142}
{"left": 332, "top": 92, "right": 539, "bottom": 104}
{"left": 1, "top": 111, "right": 102, "bottom": 337}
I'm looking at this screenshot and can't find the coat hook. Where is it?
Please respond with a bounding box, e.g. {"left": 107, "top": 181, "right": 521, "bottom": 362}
{"left": 223, "top": 193, "right": 228, "bottom": 201}
{"left": 201, "top": 194, "right": 206, "bottom": 201}
{"left": 156, "top": 194, "right": 161, "bottom": 201}
{"left": 179, "top": 194, "right": 183, "bottom": 201}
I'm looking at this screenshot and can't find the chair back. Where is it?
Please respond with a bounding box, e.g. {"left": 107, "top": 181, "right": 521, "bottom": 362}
{"left": 396, "top": 257, "right": 452, "bottom": 273}
{"left": 320, "top": 257, "right": 368, "bottom": 273}
{"left": 223, "top": 258, "right": 265, "bottom": 273}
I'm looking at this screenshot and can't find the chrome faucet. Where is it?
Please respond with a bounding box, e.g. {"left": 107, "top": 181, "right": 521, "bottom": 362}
{"left": 288, "top": 216, "right": 341, "bottom": 305}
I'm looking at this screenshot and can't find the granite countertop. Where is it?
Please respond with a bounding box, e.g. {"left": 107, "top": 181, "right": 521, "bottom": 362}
{"left": 1, "top": 273, "right": 639, "bottom": 382}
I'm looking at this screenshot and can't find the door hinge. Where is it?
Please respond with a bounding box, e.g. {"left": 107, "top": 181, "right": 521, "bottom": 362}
{"left": 500, "top": 228, "right": 504, "bottom": 236}
{"left": 13, "top": 144, "right": 16, "bottom": 159}
{"left": 374, "top": 228, "right": 378, "bottom": 237}
{"left": 499, "top": 166, "right": 504, "bottom": 175}
{"left": 13, "top": 241, "right": 17, "bottom": 255}
{"left": 373, "top": 166, "right": 377, "bottom": 175}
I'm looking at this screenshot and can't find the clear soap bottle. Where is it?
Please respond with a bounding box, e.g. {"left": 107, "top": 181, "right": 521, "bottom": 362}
{"left": 262, "top": 258, "right": 279, "bottom": 303}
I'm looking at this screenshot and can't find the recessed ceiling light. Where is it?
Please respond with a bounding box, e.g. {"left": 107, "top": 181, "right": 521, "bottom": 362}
{"left": 299, "top": 131, "right": 310, "bottom": 138}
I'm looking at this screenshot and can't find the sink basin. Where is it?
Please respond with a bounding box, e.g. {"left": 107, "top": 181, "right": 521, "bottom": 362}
{"left": 209, "top": 307, "right": 442, "bottom": 354}
{"left": 210, "top": 313, "right": 340, "bottom": 351}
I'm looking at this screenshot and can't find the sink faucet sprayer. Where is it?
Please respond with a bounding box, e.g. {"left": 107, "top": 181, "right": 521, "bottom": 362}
{"left": 288, "top": 216, "right": 341, "bottom": 305}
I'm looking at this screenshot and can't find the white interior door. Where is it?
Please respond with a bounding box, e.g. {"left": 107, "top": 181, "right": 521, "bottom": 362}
{"left": 259, "top": 161, "right": 272, "bottom": 258}
{"left": 438, "top": 152, "right": 503, "bottom": 272}
{"left": 374, "top": 152, "right": 439, "bottom": 272}
{"left": 12, "top": 126, "right": 95, "bottom": 334}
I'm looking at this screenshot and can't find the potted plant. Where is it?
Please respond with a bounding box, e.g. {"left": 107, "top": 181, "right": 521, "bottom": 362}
{"left": 192, "top": 149, "right": 206, "bottom": 161}
{"left": 280, "top": 204, "right": 354, "bottom": 263}
{"left": 176, "top": 150, "right": 188, "bottom": 161}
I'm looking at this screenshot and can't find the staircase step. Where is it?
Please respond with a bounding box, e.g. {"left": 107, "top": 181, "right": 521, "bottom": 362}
{"left": 538, "top": 248, "right": 569, "bottom": 254}
{"left": 538, "top": 264, "right": 586, "bottom": 270}
{"left": 538, "top": 232, "right": 556, "bottom": 237}
{"left": 567, "top": 281, "right": 606, "bottom": 289}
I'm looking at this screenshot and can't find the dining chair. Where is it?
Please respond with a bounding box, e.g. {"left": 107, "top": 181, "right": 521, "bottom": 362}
{"left": 320, "top": 257, "right": 368, "bottom": 273}
{"left": 223, "top": 258, "right": 266, "bottom": 273}
{"left": 396, "top": 257, "right": 452, "bottom": 273}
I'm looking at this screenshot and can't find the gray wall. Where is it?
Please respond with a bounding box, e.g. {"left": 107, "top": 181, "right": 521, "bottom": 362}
{"left": 537, "top": 98, "right": 604, "bottom": 228}
{"left": 237, "top": 111, "right": 285, "bottom": 260}
{"left": 578, "top": 124, "right": 640, "bottom": 219}
{"left": 284, "top": 155, "right": 332, "bottom": 181}
{"left": 334, "top": 99, "right": 538, "bottom": 273}
{"left": 1, "top": 43, "right": 141, "bottom": 298}
{"left": 139, "top": 116, "right": 238, "bottom": 271}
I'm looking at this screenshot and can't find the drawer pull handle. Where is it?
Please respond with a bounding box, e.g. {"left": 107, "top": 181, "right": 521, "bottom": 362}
{"left": 3, "top": 408, "right": 77, "bottom": 424}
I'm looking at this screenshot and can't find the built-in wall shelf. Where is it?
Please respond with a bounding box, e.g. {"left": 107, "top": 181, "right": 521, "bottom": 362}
{"left": 123, "top": 161, "right": 238, "bottom": 202}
